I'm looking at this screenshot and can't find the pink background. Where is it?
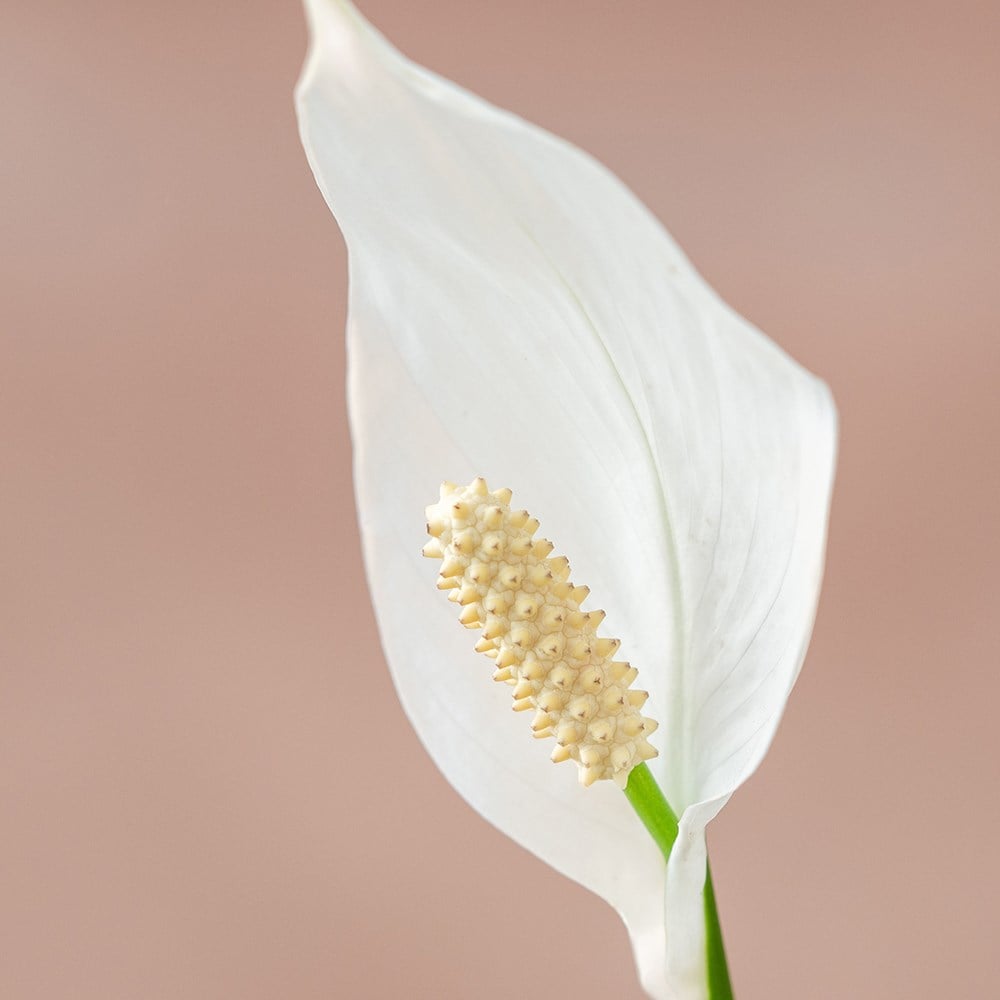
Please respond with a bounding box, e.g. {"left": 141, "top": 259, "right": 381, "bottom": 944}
{"left": 3, "top": 1, "right": 998, "bottom": 997}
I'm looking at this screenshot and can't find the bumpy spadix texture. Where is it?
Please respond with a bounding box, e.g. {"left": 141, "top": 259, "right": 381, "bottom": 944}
{"left": 424, "top": 478, "right": 659, "bottom": 787}
{"left": 297, "top": 3, "right": 837, "bottom": 998}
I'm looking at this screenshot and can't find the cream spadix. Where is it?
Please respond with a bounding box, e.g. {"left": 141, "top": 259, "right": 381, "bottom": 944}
{"left": 296, "top": 2, "right": 837, "bottom": 997}
{"left": 424, "top": 477, "right": 659, "bottom": 787}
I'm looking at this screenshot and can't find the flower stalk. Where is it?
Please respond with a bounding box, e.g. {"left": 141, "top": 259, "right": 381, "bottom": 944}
{"left": 625, "top": 764, "right": 734, "bottom": 999}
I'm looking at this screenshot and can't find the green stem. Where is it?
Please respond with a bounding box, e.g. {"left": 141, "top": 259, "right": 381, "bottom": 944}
{"left": 704, "top": 862, "right": 733, "bottom": 999}
{"left": 623, "top": 764, "right": 734, "bottom": 999}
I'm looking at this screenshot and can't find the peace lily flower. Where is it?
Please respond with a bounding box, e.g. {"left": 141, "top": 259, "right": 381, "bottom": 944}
{"left": 295, "top": 3, "right": 837, "bottom": 998}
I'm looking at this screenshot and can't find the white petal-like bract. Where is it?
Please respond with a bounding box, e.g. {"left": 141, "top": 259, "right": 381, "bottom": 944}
{"left": 296, "top": 3, "right": 837, "bottom": 997}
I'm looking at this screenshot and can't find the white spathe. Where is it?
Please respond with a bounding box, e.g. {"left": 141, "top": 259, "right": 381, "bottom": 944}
{"left": 296, "top": 3, "right": 837, "bottom": 998}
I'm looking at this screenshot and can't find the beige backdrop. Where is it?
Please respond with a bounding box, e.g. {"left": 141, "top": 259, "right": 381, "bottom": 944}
{"left": 3, "top": 1, "right": 998, "bottom": 997}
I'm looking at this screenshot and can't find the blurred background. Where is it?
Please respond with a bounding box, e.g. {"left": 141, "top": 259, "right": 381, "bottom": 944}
{"left": 3, "top": 1, "right": 998, "bottom": 997}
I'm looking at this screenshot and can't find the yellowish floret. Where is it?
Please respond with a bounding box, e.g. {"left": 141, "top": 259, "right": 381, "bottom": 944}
{"left": 423, "top": 477, "right": 659, "bottom": 787}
